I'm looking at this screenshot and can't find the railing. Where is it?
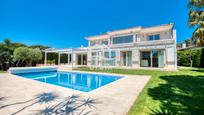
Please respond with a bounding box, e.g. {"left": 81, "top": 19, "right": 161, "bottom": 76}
{"left": 89, "top": 39, "right": 175, "bottom": 49}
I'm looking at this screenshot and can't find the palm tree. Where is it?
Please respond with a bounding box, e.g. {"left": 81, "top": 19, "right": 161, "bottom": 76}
{"left": 0, "top": 40, "right": 13, "bottom": 70}
{"left": 188, "top": 0, "right": 204, "bottom": 46}
{"left": 2, "top": 38, "right": 13, "bottom": 52}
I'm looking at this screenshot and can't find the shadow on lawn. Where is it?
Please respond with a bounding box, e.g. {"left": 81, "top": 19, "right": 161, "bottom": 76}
{"left": 148, "top": 75, "right": 204, "bottom": 115}
{"left": 0, "top": 92, "right": 99, "bottom": 115}
{"left": 191, "top": 69, "right": 204, "bottom": 73}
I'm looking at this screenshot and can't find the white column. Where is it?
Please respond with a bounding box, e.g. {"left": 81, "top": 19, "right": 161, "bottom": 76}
{"left": 44, "top": 52, "right": 47, "bottom": 65}
{"left": 72, "top": 51, "right": 74, "bottom": 68}
{"left": 88, "top": 48, "right": 92, "bottom": 67}
{"left": 150, "top": 51, "right": 153, "bottom": 67}
{"left": 68, "top": 54, "right": 70, "bottom": 64}
{"left": 81, "top": 54, "right": 83, "bottom": 65}
{"left": 108, "top": 38, "right": 111, "bottom": 45}
{"left": 88, "top": 41, "right": 91, "bottom": 47}
{"left": 137, "top": 34, "right": 140, "bottom": 42}
{"left": 114, "top": 50, "right": 119, "bottom": 67}
{"left": 72, "top": 50, "right": 76, "bottom": 67}
{"left": 58, "top": 53, "right": 61, "bottom": 65}
{"left": 173, "top": 30, "right": 177, "bottom": 68}
{"left": 132, "top": 49, "right": 139, "bottom": 68}
{"left": 99, "top": 51, "right": 102, "bottom": 67}
{"left": 133, "top": 34, "right": 137, "bottom": 42}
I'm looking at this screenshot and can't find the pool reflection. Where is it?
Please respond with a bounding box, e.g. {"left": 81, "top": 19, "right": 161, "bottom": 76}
{"left": 32, "top": 72, "right": 122, "bottom": 92}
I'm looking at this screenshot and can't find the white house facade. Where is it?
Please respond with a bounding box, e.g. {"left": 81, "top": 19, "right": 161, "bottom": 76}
{"left": 44, "top": 23, "right": 177, "bottom": 70}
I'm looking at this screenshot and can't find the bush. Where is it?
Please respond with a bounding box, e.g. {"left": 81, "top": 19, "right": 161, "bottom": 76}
{"left": 47, "top": 60, "right": 55, "bottom": 65}
{"left": 178, "top": 47, "right": 204, "bottom": 67}
{"left": 13, "top": 47, "right": 42, "bottom": 66}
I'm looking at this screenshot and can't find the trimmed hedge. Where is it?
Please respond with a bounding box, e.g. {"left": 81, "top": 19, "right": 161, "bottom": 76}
{"left": 178, "top": 47, "right": 204, "bottom": 67}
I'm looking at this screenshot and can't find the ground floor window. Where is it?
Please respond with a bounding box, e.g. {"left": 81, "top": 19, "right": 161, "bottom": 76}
{"left": 103, "top": 51, "right": 116, "bottom": 66}
{"left": 91, "top": 52, "right": 99, "bottom": 66}
{"left": 77, "top": 54, "right": 87, "bottom": 65}
{"left": 140, "top": 49, "right": 164, "bottom": 68}
{"left": 140, "top": 51, "right": 151, "bottom": 67}
{"left": 121, "top": 51, "right": 132, "bottom": 66}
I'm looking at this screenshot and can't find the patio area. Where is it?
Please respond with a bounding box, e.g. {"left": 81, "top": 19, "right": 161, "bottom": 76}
{"left": 0, "top": 71, "right": 150, "bottom": 115}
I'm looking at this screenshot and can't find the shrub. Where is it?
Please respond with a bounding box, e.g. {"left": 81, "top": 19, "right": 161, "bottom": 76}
{"left": 13, "top": 47, "right": 42, "bottom": 66}
{"left": 178, "top": 47, "right": 204, "bottom": 67}
{"left": 47, "top": 60, "right": 55, "bottom": 65}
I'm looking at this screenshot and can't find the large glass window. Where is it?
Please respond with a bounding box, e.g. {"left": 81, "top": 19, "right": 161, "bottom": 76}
{"left": 140, "top": 51, "right": 151, "bottom": 67}
{"left": 148, "top": 34, "right": 160, "bottom": 41}
{"left": 103, "top": 51, "right": 116, "bottom": 66}
{"left": 90, "top": 40, "right": 108, "bottom": 46}
{"left": 77, "top": 54, "right": 87, "bottom": 65}
{"left": 112, "top": 35, "right": 133, "bottom": 44}
{"left": 121, "top": 51, "right": 132, "bottom": 66}
{"left": 90, "top": 41, "right": 97, "bottom": 46}
{"left": 101, "top": 40, "right": 108, "bottom": 45}
{"left": 91, "top": 52, "right": 99, "bottom": 66}
{"left": 140, "top": 49, "right": 164, "bottom": 68}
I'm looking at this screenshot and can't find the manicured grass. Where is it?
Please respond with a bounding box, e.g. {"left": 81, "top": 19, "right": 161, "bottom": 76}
{"left": 0, "top": 70, "right": 6, "bottom": 73}
{"left": 75, "top": 67, "right": 204, "bottom": 115}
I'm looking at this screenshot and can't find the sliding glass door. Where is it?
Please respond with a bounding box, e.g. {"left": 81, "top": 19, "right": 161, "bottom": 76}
{"left": 77, "top": 54, "right": 87, "bottom": 65}
{"left": 103, "top": 51, "right": 116, "bottom": 66}
{"left": 91, "top": 52, "right": 99, "bottom": 66}
{"left": 158, "top": 50, "right": 164, "bottom": 68}
{"left": 140, "top": 51, "right": 151, "bottom": 67}
{"left": 140, "top": 49, "right": 164, "bottom": 68}
{"left": 121, "top": 51, "right": 132, "bottom": 66}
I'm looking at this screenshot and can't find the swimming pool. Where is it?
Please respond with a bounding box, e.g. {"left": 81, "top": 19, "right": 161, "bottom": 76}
{"left": 14, "top": 71, "right": 123, "bottom": 92}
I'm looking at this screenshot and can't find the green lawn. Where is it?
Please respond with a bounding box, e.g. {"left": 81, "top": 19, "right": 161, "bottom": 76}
{"left": 75, "top": 67, "right": 204, "bottom": 115}
{"left": 0, "top": 70, "right": 6, "bottom": 73}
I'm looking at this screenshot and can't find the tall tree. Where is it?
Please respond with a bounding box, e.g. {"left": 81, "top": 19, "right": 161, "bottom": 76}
{"left": 0, "top": 44, "right": 13, "bottom": 70}
{"left": 188, "top": 0, "right": 204, "bottom": 46}
{"left": 0, "top": 39, "right": 14, "bottom": 70}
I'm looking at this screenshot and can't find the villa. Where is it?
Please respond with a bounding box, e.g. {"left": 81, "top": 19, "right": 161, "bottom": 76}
{"left": 45, "top": 23, "right": 177, "bottom": 70}
{"left": 1, "top": 23, "right": 177, "bottom": 114}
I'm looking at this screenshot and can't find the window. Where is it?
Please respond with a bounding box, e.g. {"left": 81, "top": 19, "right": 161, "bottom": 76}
{"left": 90, "top": 41, "right": 97, "bottom": 46}
{"left": 148, "top": 34, "right": 160, "bottom": 41}
{"left": 90, "top": 40, "right": 108, "bottom": 46}
{"left": 121, "top": 51, "right": 132, "bottom": 66}
{"left": 103, "top": 51, "right": 116, "bottom": 66}
{"left": 101, "top": 40, "right": 108, "bottom": 45}
{"left": 140, "top": 51, "right": 151, "bottom": 67}
{"left": 140, "top": 50, "right": 164, "bottom": 68}
{"left": 91, "top": 52, "right": 99, "bottom": 66}
{"left": 112, "top": 35, "right": 133, "bottom": 44}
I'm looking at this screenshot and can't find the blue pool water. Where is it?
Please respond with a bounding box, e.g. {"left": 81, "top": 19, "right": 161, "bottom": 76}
{"left": 14, "top": 71, "right": 123, "bottom": 92}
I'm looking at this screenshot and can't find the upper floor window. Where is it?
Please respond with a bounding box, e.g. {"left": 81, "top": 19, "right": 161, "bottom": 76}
{"left": 90, "top": 40, "right": 108, "bottom": 46}
{"left": 148, "top": 34, "right": 160, "bottom": 41}
{"left": 90, "top": 41, "right": 97, "bottom": 46}
{"left": 112, "top": 35, "right": 133, "bottom": 44}
{"left": 101, "top": 40, "right": 108, "bottom": 45}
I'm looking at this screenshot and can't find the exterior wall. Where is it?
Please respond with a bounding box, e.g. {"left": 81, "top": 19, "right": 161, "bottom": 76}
{"left": 132, "top": 49, "right": 140, "bottom": 68}
{"left": 72, "top": 53, "right": 76, "bottom": 66}
{"left": 165, "top": 45, "right": 177, "bottom": 68}
{"left": 72, "top": 24, "right": 177, "bottom": 70}
{"left": 140, "top": 30, "right": 172, "bottom": 41}
{"left": 87, "top": 50, "right": 92, "bottom": 66}
{"left": 115, "top": 50, "right": 121, "bottom": 66}
{"left": 72, "top": 43, "right": 177, "bottom": 70}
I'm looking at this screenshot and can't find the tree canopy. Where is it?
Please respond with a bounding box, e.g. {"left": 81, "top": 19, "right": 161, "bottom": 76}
{"left": 188, "top": 0, "right": 204, "bottom": 46}
{"left": 13, "top": 47, "right": 42, "bottom": 66}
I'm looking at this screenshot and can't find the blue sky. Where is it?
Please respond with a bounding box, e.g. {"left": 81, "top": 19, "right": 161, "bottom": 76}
{"left": 0, "top": 0, "right": 194, "bottom": 48}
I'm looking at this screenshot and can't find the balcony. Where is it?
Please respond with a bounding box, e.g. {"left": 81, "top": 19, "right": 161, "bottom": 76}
{"left": 134, "top": 39, "right": 175, "bottom": 47}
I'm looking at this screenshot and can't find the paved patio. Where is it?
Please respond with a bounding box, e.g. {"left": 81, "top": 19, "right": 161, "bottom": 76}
{"left": 0, "top": 71, "right": 150, "bottom": 115}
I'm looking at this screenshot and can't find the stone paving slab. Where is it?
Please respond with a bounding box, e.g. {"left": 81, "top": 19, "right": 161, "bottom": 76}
{"left": 0, "top": 71, "right": 150, "bottom": 115}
